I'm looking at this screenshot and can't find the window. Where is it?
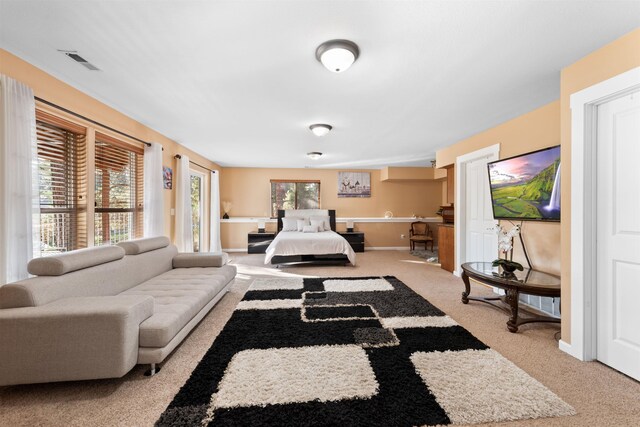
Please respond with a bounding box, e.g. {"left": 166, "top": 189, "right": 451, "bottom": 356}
{"left": 190, "top": 171, "right": 204, "bottom": 252}
{"left": 94, "top": 133, "right": 143, "bottom": 245}
{"left": 270, "top": 180, "right": 320, "bottom": 217}
{"left": 35, "top": 114, "right": 87, "bottom": 255}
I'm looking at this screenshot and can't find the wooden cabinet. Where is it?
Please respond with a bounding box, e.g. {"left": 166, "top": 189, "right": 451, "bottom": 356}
{"left": 438, "top": 224, "right": 455, "bottom": 273}
{"left": 339, "top": 232, "right": 365, "bottom": 252}
{"left": 248, "top": 231, "right": 275, "bottom": 254}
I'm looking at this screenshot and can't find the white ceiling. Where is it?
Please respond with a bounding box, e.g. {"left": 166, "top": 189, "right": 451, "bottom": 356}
{"left": 1, "top": 1, "right": 639, "bottom": 169}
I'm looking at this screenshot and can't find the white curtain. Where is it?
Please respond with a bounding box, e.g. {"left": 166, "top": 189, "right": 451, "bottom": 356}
{"left": 143, "top": 142, "right": 164, "bottom": 237}
{"left": 174, "top": 154, "right": 193, "bottom": 252}
{"left": 0, "top": 74, "right": 39, "bottom": 284}
{"left": 209, "top": 170, "right": 222, "bottom": 252}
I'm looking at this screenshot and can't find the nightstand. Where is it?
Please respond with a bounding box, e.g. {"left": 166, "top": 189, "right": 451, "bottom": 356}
{"left": 247, "top": 231, "right": 275, "bottom": 254}
{"left": 338, "top": 231, "right": 365, "bottom": 252}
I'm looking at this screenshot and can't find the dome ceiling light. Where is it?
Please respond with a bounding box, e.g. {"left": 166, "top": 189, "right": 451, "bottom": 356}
{"left": 307, "top": 152, "right": 323, "bottom": 160}
{"left": 315, "top": 39, "right": 359, "bottom": 73}
{"left": 309, "top": 123, "right": 332, "bottom": 137}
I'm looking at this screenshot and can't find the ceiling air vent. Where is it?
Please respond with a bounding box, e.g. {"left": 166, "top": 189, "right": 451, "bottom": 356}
{"left": 59, "top": 50, "right": 100, "bottom": 71}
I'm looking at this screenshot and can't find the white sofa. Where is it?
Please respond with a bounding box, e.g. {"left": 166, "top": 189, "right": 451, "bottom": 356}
{"left": 0, "top": 236, "right": 236, "bottom": 386}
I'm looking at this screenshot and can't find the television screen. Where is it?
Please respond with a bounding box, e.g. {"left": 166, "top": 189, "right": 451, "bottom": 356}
{"left": 487, "top": 145, "right": 561, "bottom": 221}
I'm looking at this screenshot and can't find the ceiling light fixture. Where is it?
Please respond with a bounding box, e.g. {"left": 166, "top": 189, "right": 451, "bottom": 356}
{"left": 309, "top": 123, "right": 332, "bottom": 137}
{"left": 307, "top": 152, "right": 323, "bottom": 160}
{"left": 315, "top": 39, "right": 359, "bottom": 73}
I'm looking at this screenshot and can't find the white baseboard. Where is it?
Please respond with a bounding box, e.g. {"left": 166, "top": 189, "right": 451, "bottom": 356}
{"left": 366, "top": 247, "right": 410, "bottom": 251}
{"left": 559, "top": 339, "right": 584, "bottom": 360}
{"left": 223, "top": 249, "right": 248, "bottom": 253}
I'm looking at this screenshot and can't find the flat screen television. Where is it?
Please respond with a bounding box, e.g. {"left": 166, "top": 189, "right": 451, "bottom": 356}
{"left": 487, "top": 145, "right": 561, "bottom": 221}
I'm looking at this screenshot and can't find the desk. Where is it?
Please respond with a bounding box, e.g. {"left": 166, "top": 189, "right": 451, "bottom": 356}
{"left": 461, "top": 262, "right": 560, "bottom": 333}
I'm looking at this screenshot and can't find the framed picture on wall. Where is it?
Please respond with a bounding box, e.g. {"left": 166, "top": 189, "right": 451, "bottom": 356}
{"left": 338, "top": 172, "right": 371, "bottom": 198}
{"left": 163, "top": 166, "right": 173, "bottom": 189}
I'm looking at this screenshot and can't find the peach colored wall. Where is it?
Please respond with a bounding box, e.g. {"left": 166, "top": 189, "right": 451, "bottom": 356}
{"left": 559, "top": 28, "right": 640, "bottom": 343}
{"left": 435, "top": 101, "right": 562, "bottom": 276}
{"left": 436, "top": 101, "right": 560, "bottom": 168}
{"left": 219, "top": 167, "right": 443, "bottom": 249}
{"left": 1, "top": 49, "right": 220, "bottom": 247}
{"left": 220, "top": 168, "right": 443, "bottom": 218}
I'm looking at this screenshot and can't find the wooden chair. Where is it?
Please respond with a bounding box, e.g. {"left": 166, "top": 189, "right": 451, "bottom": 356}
{"left": 409, "top": 221, "right": 434, "bottom": 251}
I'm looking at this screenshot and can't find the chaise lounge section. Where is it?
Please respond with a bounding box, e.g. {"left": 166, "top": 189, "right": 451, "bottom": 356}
{"left": 0, "top": 236, "right": 236, "bottom": 386}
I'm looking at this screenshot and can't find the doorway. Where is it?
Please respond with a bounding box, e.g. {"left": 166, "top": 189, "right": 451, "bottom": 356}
{"left": 567, "top": 66, "right": 640, "bottom": 382}
{"left": 595, "top": 89, "right": 640, "bottom": 380}
{"left": 190, "top": 171, "right": 204, "bottom": 253}
{"left": 454, "top": 144, "right": 500, "bottom": 276}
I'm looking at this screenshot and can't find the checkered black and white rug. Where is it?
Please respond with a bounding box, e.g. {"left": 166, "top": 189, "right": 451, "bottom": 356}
{"left": 157, "top": 276, "right": 574, "bottom": 426}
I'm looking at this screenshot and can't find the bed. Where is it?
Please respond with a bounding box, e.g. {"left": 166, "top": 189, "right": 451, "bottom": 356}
{"left": 265, "top": 209, "right": 356, "bottom": 266}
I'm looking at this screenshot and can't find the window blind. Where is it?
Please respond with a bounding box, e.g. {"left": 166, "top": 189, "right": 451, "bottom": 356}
{"left": 35, "top": 117, "right": 87, "bottom": 254}
{"left": 94, "top": 133, "right": 144, "bottom": 245}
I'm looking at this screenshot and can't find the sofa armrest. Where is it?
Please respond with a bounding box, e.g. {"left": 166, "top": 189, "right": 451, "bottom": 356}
{"left": 0, "top": 295, "right": 154, "bottom": 386}
{"left": 173, "top": 252, "right": 229, "bottom": 268}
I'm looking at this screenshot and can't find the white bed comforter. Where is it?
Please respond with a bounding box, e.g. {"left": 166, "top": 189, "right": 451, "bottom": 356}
{"left": 264, "top": 231, "right": 356, "bottom": 265}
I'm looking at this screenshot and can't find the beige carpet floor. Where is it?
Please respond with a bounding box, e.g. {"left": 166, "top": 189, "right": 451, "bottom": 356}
{"left": 1, "top": 251, "right": 639, "bottom": 426}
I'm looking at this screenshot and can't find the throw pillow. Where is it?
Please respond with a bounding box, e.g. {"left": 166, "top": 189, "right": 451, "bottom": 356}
{"left": 310, "top": 216, "right": 331, "bottom": 231}
{"left": 282, "top": 217, "right": 299, "bottom": 232}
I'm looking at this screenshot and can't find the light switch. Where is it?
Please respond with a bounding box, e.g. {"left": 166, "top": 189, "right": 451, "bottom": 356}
{"left": 170, "top": 208, "right": 175, "bottom": 216}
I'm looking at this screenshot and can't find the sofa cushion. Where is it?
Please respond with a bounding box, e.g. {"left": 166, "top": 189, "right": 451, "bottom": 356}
{"left": 117, "top": 236, "right": 170, "bottom": 255}
{"left": 172, "top": 252, "right": 229, "bottom": 268}
{"left": 121, "top": 265, "right": 236, "bottom": 348}
{"left": 27, "top": 246, "right": 125, "bottom": 276}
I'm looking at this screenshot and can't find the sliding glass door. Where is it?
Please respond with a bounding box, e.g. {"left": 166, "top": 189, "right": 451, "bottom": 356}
{"left": 190, "top": 171, "right": 204, "bottom": 252}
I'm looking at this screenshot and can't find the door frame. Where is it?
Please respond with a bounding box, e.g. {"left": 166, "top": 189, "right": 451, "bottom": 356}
{"left": 454, "top": 144, "right": 500, "bottom": 277}
{"left": 564, "top": 66, "right": 640, "bottom": 361}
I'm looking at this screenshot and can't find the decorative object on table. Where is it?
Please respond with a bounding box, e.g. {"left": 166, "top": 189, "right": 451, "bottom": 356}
{"left": 493, "top": 224, "right": 523, "bottom": 274}
{"left": 162, "top": 166, "right": 172, "bottom": 189}
{"left": 338, "top": 171, "right": 371, "bottom": 198}
{"left": 257, "top": 219, "right": 266, "bottom": 233}
{"left": 158, "top": 276, "right": 574, "bottom": 426}
{"left": 346, "top": 219, "right": 354, "bottom": 232}
{"left": 384, "top": 211, "right": 393, "bottom": 219}
{"left": 222, "top": 201, "right": 232, "bottom": 219}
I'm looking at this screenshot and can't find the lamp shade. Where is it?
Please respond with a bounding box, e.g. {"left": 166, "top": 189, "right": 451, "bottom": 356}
{"left": 309, "top": 124, "right": 332, "bottom": 137}
{"left": 316, "top": 40, "right": 359, "bottom": 73}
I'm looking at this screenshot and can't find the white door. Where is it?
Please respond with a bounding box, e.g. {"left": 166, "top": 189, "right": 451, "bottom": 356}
{"left": 596, "top": 90, "right": 640, "bottom": 381}
{"left": 465, "top": 156, "right": 498, "bottom": 262}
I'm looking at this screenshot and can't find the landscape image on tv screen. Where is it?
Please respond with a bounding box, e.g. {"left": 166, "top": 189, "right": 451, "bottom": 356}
{"left": 487, "top": 146, "right": 561, "bottom": 221}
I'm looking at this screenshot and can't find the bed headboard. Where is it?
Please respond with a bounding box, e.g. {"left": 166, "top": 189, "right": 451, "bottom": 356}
{"left": 277, "top": 209, "right": 337, "bottom": 232}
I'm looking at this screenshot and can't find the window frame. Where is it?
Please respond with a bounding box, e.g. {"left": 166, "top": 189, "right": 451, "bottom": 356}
{"left": 93, "top": 132, "right": 144, "bottom": 245}
{"left": 34, "top": 110, "right": 88, "bottom": 255}
{"left": 269, "top": 179, "right": 321, "bottom": 218}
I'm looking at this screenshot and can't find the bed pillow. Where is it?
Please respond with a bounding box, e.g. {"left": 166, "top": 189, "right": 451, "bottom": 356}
{"left": 310, "top": 219, "right": 326, "bottom": 232}
{"left": 310, "top": 216, "right": 331, "bottom": 231}
{"left": 282, "top": 217, "right": 300, "bottom": 232}
{"left": 296, "top": 218, "right": 308, "bottom": 232}
{"left": 303, "top": 225, "right": 319, "bottom": 233}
